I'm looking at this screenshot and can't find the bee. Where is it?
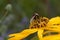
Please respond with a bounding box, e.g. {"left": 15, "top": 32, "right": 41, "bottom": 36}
{"left": 29, "top": 13, "right": 49, "bottom": 29}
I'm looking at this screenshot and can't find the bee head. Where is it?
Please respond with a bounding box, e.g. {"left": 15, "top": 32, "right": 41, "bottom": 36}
{"left": 30, "top": 13, "right": 40, "bottom": 23}
{"left": 33, "top": 13, "right": 39, "bottom": 20}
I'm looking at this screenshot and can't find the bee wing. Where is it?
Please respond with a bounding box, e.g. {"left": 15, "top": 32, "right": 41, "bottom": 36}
{"left": 30, "top": 13, "right": 39, "bottom": 23}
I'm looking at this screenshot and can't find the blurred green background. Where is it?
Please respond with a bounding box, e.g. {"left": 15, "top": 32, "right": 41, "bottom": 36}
{"left": 0, "top": 0, "right": 60, "bottom": 40}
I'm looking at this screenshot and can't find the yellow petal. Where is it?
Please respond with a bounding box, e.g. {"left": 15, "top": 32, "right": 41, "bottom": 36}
{"left": 8, "top": 29, "right": 38, "bottom": 40}
{"left": 44, "top": 27, "right": 60, "bottom": 32}
{"left": 46, "top": 17, "right": 60, "bottom": 32}
{"left": 42, "top": 34, "right": 60, "bottom": 40}
{"left": 37, "top": 29, "right": 44, "bottom": 40}
{"left": 47, "top": 16, "right": 60, "bottom": 27}
{"left": 9, "top": 33, "right": 18, "bottom": 37}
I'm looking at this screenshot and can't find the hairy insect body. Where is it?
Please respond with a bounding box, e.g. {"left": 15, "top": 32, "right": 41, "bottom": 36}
{"left": 29, "top": 13, "right": 49, "bottom": 29}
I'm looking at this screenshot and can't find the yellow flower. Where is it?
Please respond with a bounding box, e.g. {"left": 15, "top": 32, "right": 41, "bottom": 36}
{"left": 41, "top": 16, "right": 60, "bottom": 40}
{"left": 45, "top": 16, "right": 60, "bottom": 32}
{"left": 42, "top": 34, "right": 60, "bottom": 40}
{"left": 8, "top": 16, "right": 60, "bottom": 40}
{"left": 8, "top": 14, "right": 49, "bottom": 40}
{"left": 8, "top": 29, "right": 44, "bottom": 40}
